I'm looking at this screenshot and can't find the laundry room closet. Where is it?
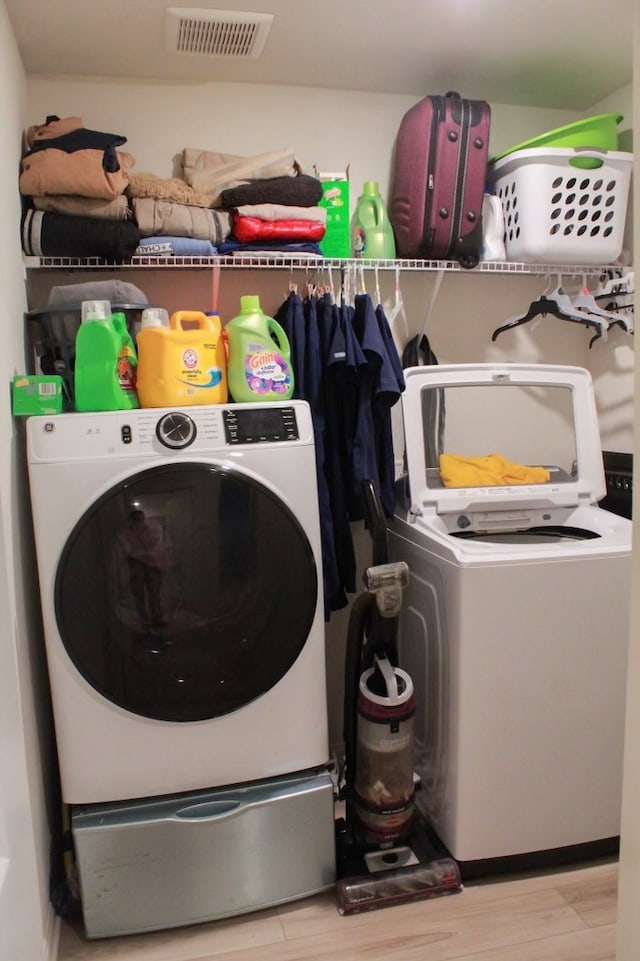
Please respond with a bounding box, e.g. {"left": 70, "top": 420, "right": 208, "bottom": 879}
{"left": 21, "top": 71, "right": 636, "bottom": 751}
{"left": 1, "top": 3, "right": 638, "bottom": 959}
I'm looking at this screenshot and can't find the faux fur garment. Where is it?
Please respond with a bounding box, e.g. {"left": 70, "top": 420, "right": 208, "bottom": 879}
{"left": 127, "top": 172, "right": 216, "bottom": 209}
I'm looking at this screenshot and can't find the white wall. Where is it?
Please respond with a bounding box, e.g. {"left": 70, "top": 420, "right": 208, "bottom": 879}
{"left": 26, "top": 76, "right": 583, "bottom": 201}
{"left": 615, "top": 12, "right": 639, "bottom": 959}
{"left": 0, "top": 3, "right": 58, "bottom": 960}
{"left": 583, "top": 81, "right": 634, "bottom": 448}
{"left": 588, "top": 82, "right": 633, "bottom": 133}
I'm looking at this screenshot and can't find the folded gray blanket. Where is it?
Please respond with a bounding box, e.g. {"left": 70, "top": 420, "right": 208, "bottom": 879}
{"left": 219, "top": 175, "right": 323, "bottom": 210}
{"left": 48, "top": 279, "right": 149, "bottom": 307}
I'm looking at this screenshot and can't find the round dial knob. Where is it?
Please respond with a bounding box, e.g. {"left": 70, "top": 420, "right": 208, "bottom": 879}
{"left": 156, "top": 411, "right": 197, "bottom": 449}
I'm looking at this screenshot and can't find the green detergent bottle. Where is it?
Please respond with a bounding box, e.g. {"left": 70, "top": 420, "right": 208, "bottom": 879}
{"left": 225, "top": 295, "right": 294, "bottom": 402}
{"left": 351, "top": 180, "right": 396, "bottom": 259}
{"left": 74, "top": 299, "right": 140, "bottom": 412}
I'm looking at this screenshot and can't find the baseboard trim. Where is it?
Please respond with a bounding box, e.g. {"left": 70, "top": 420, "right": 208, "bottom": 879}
{"left": 45, "top": 901, "right": 61, "bottom": 961}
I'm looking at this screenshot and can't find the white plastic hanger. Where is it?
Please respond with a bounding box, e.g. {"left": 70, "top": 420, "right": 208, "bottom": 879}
{"left": 326, "top": 264, "right": 336, "bottom": 304}
{"left": 358, "top": 262, "right": 366, "bottom": 297}
{"left": 548, "top": 281, "right": 608, "bottom": 332}
{"left": 593, "top": 269, "right": 634, "bottom": 299}
{"left": 492, "top": 275, "right": 609, "bottom": 342}
{"left": 570, "top": 279, "right": 632, "bottom": 334}
{"left": 385, "top": 265, "right": 410, "bottom": 354}
{"left": 419, "top": 269, "right": 445, "bottom": 345}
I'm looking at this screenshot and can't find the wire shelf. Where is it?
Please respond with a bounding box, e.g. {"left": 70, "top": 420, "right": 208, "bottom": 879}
{"left": 23, "top": 255, "right": 619, "bottom": 278}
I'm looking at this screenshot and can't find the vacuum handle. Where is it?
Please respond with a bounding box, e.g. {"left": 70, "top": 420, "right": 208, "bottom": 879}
{"left": 361, "top": 478, "right": 388, "bottom": 566}
{"left": 374, "top": 654, "right": 399, "bottom": 700}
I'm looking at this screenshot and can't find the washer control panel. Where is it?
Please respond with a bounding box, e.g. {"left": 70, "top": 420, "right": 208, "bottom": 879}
{"left": 27, "top": 403, "right": 309, "bottom": 462}
{"left": 223, "top": 407, "right": 298, "bottom": 444}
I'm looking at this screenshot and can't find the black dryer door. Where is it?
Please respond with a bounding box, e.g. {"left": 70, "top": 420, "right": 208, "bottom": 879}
{"left": 55, "top": 463, "right": 318, "bottom": 721}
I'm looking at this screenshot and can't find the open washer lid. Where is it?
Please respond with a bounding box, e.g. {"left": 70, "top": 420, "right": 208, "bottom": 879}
{"left": 402, "top": 363, "right": 606, "bottom": 518}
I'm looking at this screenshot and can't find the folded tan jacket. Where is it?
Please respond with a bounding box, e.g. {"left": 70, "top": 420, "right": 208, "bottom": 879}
{"left": 20, "top": 148, "right": 133, "bottom": 199}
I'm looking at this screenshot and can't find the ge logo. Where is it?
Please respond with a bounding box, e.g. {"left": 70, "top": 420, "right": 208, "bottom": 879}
{"left": 44, "top": 422, "right": 55, "bottom": 433}
{"left": 183, "top": 348, "right": 198, "bottom": 369}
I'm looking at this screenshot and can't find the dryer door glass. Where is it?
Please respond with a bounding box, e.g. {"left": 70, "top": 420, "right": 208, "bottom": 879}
{"left": 54, "top": 464, "right": 318, "bottom": 721}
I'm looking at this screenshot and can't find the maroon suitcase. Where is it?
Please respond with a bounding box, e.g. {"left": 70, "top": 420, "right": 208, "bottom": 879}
{"left": 389, "top": 92, "right": 491, "bottom": 267}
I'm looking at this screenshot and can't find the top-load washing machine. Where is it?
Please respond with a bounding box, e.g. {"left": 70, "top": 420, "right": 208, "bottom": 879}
{"left": 389, "top": 363, "right": 631, "bottom": 871}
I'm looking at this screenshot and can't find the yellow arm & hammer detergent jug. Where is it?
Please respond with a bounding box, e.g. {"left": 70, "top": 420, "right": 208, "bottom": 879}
{"left": 225, "top": 295, "right": 294, "bottom": 402}
{"left": 136, "top": 308, "right": 228, "bottom": 408}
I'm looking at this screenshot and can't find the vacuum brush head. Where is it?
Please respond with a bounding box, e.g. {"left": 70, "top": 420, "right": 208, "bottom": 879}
{"left": 335, "top": 857, "right": 462, "bottom": 915}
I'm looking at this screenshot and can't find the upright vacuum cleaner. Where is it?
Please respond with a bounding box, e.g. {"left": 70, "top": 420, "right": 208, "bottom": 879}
{"left": 335, "top": 480, "right": 462, "bottom": 915}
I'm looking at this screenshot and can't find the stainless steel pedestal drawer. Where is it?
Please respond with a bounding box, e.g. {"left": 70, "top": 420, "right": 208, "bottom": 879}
{"left": 72, "top": 769, "right": 335, "bottom": 939}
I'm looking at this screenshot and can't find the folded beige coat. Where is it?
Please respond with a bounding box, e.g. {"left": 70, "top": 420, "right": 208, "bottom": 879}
{"left": 180, "top": 147, "right": 243, "bottom": 179}
{"left": 20, "top": 148, "right": 133, "bottom": 199}
{"left": 33, "top": 194, "right": 131, "bottom": 221}
{"left": 132, "top": 197, "right": 231, "bottom": 243}
{"left": 182, "top": 146, "right": 301, "bottom": 199}
{"left": 235, "top": 203, "right": 326, "bottom": 223}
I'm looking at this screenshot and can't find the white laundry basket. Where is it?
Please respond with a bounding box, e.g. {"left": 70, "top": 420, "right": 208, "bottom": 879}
{"left": 489, "top": 147, "right": 633, "bottom": 264}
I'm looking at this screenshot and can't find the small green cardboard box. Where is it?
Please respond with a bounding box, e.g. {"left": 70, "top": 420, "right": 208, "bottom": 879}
{"left": 316, "top": 166, "right": 350, "bottom": 259}
{"left": 12, "top": 375, "right": 63, "bottom": 415}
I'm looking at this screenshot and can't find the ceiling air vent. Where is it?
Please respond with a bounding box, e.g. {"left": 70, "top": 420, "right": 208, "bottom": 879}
{"left": 164, "top": 8, "right": 274, "bottom": 59}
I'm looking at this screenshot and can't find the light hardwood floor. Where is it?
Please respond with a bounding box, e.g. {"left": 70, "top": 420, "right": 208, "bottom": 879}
{"left": 57, "top": 858, "right": 618, "bottom": 961}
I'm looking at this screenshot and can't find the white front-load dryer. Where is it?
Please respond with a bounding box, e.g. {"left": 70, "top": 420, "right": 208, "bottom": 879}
{"left": 27, "top": 401, "right": 329, "bottom": 804}
{"left": 389, "top": 364, "right": 632, "bottom": 868}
